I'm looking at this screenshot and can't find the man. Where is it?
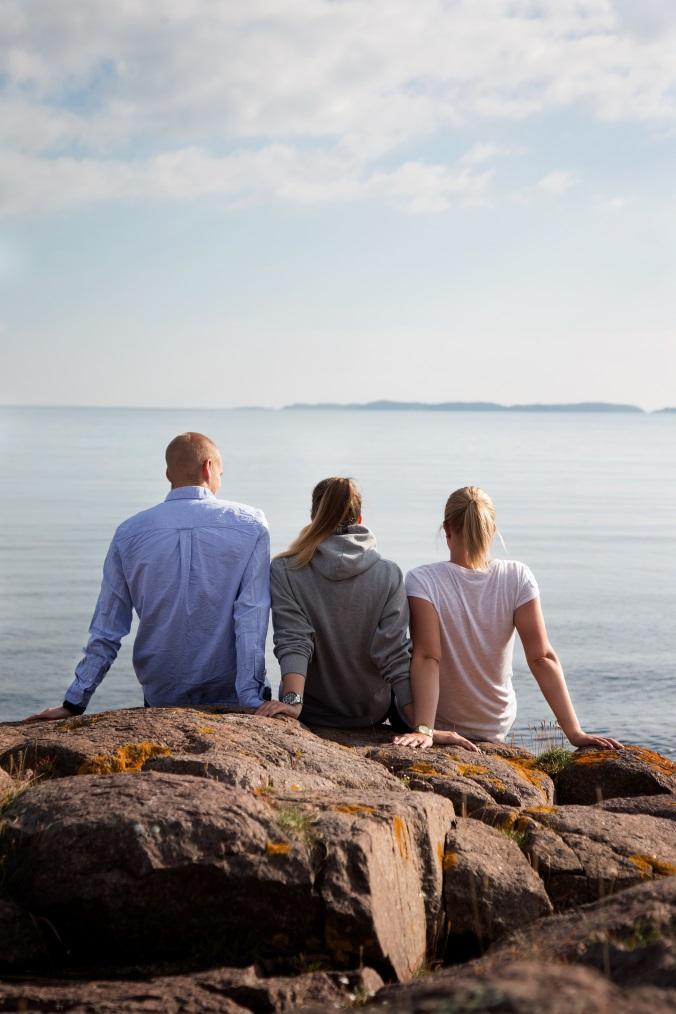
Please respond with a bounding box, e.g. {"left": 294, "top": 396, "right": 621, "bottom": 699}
{"left": 26, "top": 432, "right": 270, "bottom": 720}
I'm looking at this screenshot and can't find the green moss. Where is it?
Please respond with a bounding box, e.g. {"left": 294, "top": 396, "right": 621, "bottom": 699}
{"left": 499, "top": 826, "right": 528, "bottom": 849}
{"left": 534, "top": 747, "right": 574, "bottom": 776}
{"left": 275, "top": 804, "right": 317, "bottom": 842}
{"left": 617, "top": 920, "right": 661, "bottom": 950}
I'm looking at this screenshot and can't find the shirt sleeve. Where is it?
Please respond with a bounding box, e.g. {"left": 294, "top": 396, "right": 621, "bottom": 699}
{"left": 270, "top": 560, "right": 315, "bottom": 678}
{"left": 515, "top": 563, "right": 540, "bottom": 609}
{"left": 63, "top": 537, "right": 133, "bottom": 711}
{"left": 233, "top": 525, "right": 271, "bottom": 708}
{"left": 370, "top": 566, "right": 412, "bottom": 707}
{"left": 405, "top": 566, "right": 434, "bottom": 605}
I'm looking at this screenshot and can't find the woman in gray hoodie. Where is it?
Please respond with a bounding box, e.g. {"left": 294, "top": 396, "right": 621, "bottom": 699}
{"left": 256, "top": 477, "right": 413, "bottom": 729}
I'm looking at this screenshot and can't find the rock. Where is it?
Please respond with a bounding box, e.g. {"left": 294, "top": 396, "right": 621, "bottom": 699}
{"left": 489, "top": 877, "right": 676, "bottom": 990}
{"left": 0, "top": 709, "right": 403, "bottom": 794}
{"left": 362, "top": 744, "right": 554, "bottom": 813}
{"left": 0, "top": 965, "right": 383, "bottom": 1012}
{"left": 308, "top": 725, "right": 396, "bottom": 748}
{"left": 1, "top": 772, "right": 454, "bottom": 981}
{"left": 369, "top": 959, "right": 676, "bottom": 1014}
{"left": 517, "top": 804, "right": 676, "bottom": 909}
{"left": 0, "top": 897, "right": 49, "bottom": 967}
{"left": 555, "top": 746, "right": 676, "bottom": 805}
{"left": 597, "top": 794, "right": 676, "bottom": 821}
{"left": 442, "top": 818, "right": 552, "bottom": 950}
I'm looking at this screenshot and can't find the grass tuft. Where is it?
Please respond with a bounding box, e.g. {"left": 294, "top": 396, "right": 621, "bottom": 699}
{"left": 534, "top": 746, "right": 574, "bottom": 776}
{"left": 275, "top": 804, "right": 317, "bottom": 842}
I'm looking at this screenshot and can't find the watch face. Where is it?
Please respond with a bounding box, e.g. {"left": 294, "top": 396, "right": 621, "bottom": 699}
{"left": 281, "top": 692, "right": 303, "bottom": 706}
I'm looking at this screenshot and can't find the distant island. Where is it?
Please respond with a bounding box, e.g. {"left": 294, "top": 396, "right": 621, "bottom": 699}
{"left": 281, "top": 400, "right": 646, "bottom": 413}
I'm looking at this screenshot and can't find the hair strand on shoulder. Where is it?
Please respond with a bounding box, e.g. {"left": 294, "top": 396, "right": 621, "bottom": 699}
{"left": 278, "top": 477, "right": 362, "bottom": 568}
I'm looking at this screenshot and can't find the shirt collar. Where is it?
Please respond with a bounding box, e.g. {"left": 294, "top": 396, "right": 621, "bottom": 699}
{"left": 165, "top": 485, "right": 216, "bottom": 502}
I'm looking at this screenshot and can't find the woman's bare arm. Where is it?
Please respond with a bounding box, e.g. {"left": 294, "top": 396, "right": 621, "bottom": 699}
{"left": 394, "top": 596, "right": 478, "bottom": 752}
{"left": 514, "top": 598, "right": 622, "bottom": 750}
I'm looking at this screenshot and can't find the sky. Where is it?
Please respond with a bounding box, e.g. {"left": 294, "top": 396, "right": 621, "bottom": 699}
{"left": 1, "top": 0, "right": 675, "bottom": 410}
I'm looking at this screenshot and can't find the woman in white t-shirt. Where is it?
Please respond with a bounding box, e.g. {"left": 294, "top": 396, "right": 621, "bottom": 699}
{"left": 394, "top": 486, "right": 622, "bottom": 753}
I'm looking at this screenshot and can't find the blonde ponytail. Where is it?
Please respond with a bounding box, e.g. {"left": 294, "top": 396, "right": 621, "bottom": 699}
{"left": 443, "top": 486, "right": 496, "bottom": 570}
{"left": 278, "top": 477, "right": 362, "bottom": 568}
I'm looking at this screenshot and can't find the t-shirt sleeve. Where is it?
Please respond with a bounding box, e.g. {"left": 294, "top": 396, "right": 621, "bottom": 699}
{"left": 515, "top": 563, "right": 540, "bottom": 609}
{"left": 405, "top": 567, "right": 435, "bottom": 605}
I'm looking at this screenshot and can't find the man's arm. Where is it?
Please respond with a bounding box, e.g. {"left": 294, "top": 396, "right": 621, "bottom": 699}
{"left": 233, "top": 526, "right": 271, "bottom": 708}
{"left": 24, "top": 538, "right": 133, "bottom": 722}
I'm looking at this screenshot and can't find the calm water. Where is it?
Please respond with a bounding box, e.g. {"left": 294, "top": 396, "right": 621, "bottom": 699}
{"left": 0, "top": 406, "right": 674, "bottom": 754}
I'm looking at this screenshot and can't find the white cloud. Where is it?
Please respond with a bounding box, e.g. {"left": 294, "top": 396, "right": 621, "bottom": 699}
{"left": 459, "top": 143, "right": 524, "bottom": 165}
{"left": 1, "top": 1, "right": 676, "bottom": 215}
{"left": 0, "top": 145, "right": 492, "bottom": 216}
{"left": 535, "top": 170, "right": 579, "bottom": 195}
{"left": 595, "top": 195, "right": 628, "bottom": 211}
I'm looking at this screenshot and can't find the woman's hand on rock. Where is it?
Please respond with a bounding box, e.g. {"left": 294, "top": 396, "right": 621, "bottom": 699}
{"left": 393, "top": 732, "right": 433, "bottom": 750}
{"left": 254, "top": 701, "right": 302, "bottom": 720}
{"left": 432, "top": 730, "right": 482, "bottom": 753}
{"left": 22, "top": 706, "right": 73, "bottom": 723}
{"left": 567, "top": 730, "right": 623, "bottom": 750}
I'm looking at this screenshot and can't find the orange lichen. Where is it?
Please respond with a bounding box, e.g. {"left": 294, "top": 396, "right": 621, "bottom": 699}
{"left": 443, "top": 851, "right": 458, "bottom": 870}
{"left": 408, "top": 762, "right": 443, "bottom": 776}
{"left": 194, "top": 725, "right": 215, "bottom": 735}
{"left": 628, "top": 854, "right": 676, "bottom": 879}
{"left": 393, "top": 815, "right": 410, "bottom": 859}
{"left": 332, "top": 803, "right": 376, "bottom": 815}
{"left": 265, "top": 842, "right": 291, "bottom": 855}
{"left": 437, "top": 841, "right": 445, "bottom": 864}
{"left": 499, "top": 811, "right": 519, "bottom": 831}
{"left": 456, "top": 763, "right": 490, "bottom": 778}
{"left": 573, "top": 747, "right": 675, "bottom": 777}
{"left": 526, "top": 805, "right": 557, "bottom": 814}
{"left": 289, "top": 784, "right": 301, "bottom": 792}
{"left": 78, "top": 741, "right": 171, "bottom": 775}
{"left": 503, "top": 757, "right": 551, "bottom": 789}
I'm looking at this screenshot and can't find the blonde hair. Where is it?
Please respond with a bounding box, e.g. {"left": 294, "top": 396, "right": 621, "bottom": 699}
{"left": 279, "top": 477, "right": 362, "bottom": 569}
{"left": 443, "top": 486, "right": 496, "bottom": 570}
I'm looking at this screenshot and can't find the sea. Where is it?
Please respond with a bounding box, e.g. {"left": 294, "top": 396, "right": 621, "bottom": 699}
{"left": 0, "top": 406, "right": 674, "bottom": 754}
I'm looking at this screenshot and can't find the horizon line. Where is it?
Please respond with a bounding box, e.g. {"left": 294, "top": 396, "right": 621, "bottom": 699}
{"left": 2, "top": 399, "right": 675, "bottom": 414}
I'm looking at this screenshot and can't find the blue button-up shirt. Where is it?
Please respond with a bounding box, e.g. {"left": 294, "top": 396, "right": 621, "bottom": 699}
{"left": 65, "top": 486, "right": 270, "bottom": 710}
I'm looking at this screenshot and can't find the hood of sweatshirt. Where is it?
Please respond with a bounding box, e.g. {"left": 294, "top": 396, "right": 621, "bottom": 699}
{"left": 312, "top": 524, "right": 381, "bottom": 581}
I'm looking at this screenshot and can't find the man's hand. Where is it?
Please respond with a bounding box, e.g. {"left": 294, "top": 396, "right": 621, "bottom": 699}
{"left": 568, "top": 730, "right": 623, "bottom": 750}
{"left": 255, "top": 701, "right": 302, "bottom": 720}
{"left": 22, "top": 706, "right": 73, "bottom": 724}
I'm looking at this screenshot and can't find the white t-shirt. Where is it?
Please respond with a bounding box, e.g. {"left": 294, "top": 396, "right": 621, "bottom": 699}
{"left": 405, "top": 559, "right": 539, "bottom": 742}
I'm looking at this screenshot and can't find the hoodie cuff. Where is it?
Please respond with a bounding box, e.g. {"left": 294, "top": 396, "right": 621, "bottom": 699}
{"left": 279, "top": 653, "right": 309, "bottom": 678}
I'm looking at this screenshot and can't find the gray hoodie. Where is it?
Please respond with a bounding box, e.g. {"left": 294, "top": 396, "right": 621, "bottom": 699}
{"left": 270, "top": 525, "right": 412, "bottom": 728}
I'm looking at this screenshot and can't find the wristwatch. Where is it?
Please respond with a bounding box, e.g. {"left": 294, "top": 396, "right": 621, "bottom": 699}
{"left": 281, "top": 691, "right": 303, "bottom": 706}
{"left": 415, "top": 724, "right": 434, "bottom": 738}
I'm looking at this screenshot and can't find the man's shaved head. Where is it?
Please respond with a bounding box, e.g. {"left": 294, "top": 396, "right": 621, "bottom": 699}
{"left": 165, "top": 432, "right": 221, "bottom": 489}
